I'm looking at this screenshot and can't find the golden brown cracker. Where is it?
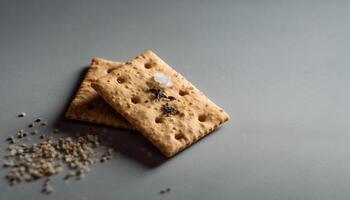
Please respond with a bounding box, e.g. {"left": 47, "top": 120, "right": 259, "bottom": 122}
{"left": 92, "top": 51, "right": 230, "bottom": 157}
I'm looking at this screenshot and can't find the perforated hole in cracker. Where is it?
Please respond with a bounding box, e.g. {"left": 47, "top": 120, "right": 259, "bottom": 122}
{"left": 198, "top": 114, "right": 207, "bottom": 122}
{"left": 179, "top": 90, "right": 189, "bottom": 96}
{"left": 174, "top": 133, "right": 184, "bottom": 140}
{"left": 107, "top": 68, "right": 117, "bottom": 73}
{"left": 117, "top": 77, "right": 126, "bottom": 84}
{"left": 155, "top": 117, "right": 163, "bottom": 123}
{"left": 144, "top": 62, "right": 153, "bottom": 69}
{"left": 131, "top": 96, "right": 141, "bottom": 104}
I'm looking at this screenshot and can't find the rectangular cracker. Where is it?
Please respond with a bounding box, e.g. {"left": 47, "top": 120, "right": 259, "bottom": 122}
{"left": 65, "top": 57, "right": 134, "bottom": 130}
{"left": 92, "top": 51, "right": 230, "bottom": 157}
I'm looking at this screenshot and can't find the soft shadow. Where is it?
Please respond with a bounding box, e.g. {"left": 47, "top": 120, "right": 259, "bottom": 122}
{"left": 52, "top": 66, "right": 168, "bottom": 168}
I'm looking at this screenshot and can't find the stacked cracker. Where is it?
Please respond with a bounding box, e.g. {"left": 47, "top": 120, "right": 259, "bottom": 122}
{"left": 66, "top": 51, "right": 230, "bottom": 157}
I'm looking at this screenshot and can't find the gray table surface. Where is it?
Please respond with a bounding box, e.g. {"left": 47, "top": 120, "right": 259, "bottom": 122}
{"left": 1, "top": 0, "right": 350, "bottom": 199}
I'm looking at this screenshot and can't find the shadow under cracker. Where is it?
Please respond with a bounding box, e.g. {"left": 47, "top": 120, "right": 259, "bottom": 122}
{"left": 51, "top": 65, "right": 168, "bottom": 168}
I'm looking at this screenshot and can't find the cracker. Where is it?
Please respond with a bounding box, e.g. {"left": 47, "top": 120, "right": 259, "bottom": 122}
{"left": 65, "top": 57, "right": 133, "bottom": 129}
{"left": 92, "top": 51, "right": 230, "bottom": 157}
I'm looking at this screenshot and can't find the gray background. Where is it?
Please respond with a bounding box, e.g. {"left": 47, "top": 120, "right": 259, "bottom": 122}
{"left": 0, "top": 0, "right": 350, "bottom": 199}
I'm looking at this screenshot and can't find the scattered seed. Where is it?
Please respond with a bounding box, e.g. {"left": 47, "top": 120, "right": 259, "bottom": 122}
{"left": 3, "top": 124, "right": 116, "bottom": 194}
{"left": 159, "top": 187, "right": 171, "bottom": 194}
{"left": 3, "top": 160, "right": 14, "bottom": 167}
{"left": 17, "top": 133, "right": 23, "bottom": 139}
{"left": 77, "top": 173, "right": 85, "bottom": 180}
{"left": 64, "top": 170, "right": 76, "bottom": 180}
{"left": 7, "top": 137, "right": 14, "bottom": 141}
{"left": 8, "top": 148, "right": 17, "bottom": 156}
{"left": 54, "top": 165, "right": 64, "bottom": 174}
{"left": 28, "top": 123, "right": 34, "bottom": 128}
{"left": 34, "top": 118, "right": 42, "bottom": 123}
{"left": 18, "top": 112, "right": 26, "bottom": 117}
{"left": 41, "top": 122, "right": 47, "bottom": 126}
{"left": 42, "top": 179, "right": 53, "bottom": 194}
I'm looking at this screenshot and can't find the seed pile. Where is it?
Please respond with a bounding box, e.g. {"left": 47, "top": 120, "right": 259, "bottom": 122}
{"left": 3, "top": 113, "right": 115, "bottom": 194}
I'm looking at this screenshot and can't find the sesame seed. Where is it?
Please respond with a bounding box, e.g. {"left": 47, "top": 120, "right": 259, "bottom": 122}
{"left": 6, "top": 136, "right": 14, "bottom": 142}
{"left": 3, "top": 125, "right": 117, "bottom": 194}
{"left": 31, "top": 130, "right": 39, "bottom": 135}
{"left": 18, "top": 112, "right": 26, "bottom": 117}
{"left": 42, "top": 178, "right": 53, "bottom": 194}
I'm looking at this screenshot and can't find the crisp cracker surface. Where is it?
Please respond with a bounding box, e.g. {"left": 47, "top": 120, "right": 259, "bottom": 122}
{"left": 92, "top": 51, "right": 230, "bottom": 157}
{"left": 65, "top": 57, "right": 133, "bottom": 129}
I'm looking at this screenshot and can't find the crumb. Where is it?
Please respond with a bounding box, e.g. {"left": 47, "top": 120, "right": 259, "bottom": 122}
{"left": 42, "top": 179, "right": 53, "bottom": 194}
{"left": 18, "top": 112, "right": 26, "bottom": 117}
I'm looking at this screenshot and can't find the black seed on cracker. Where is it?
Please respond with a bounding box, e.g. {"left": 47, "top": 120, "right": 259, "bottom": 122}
{"left": 34, "top": 118, "right": 41, "bottom": 123}
{"left": 162, "top": 103, "right": 179, "bottom": 115}
{"left": 28, "top": 123, "right": 34, "bottom": 128}
{"left": 147, "top": 86, "right": 167, "bottom": 101}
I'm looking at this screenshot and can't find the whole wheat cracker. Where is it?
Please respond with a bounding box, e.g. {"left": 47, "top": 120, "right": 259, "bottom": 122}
{"left": 65, "top": 57, "right": 133, "bottom": 129}
{"left": 92, "top": 51, "right": 230, "bottom": 157}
